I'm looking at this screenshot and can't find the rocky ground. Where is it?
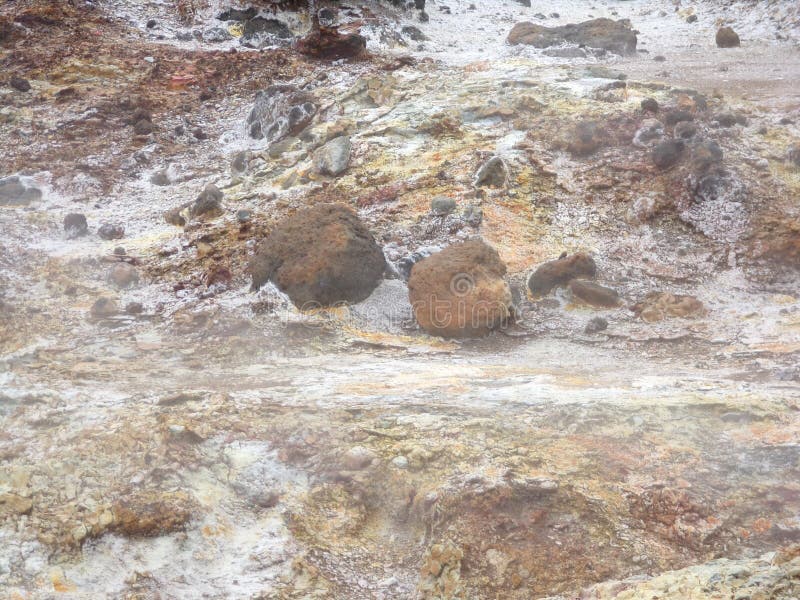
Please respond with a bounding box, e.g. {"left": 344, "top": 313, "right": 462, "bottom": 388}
{"left": 1, "top": 0, "right": 800, "bottom": 598}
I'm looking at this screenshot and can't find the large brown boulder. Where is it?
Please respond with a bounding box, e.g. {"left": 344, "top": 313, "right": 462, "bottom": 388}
{"left": 528, "top": 252, "right": 597, "bottom": 296}
{"left": 507, "top": 18, "right": 637, "bottom": 56}
{"left": 408, "top": 239, "right": 512, "bottom": 338}
{"left": 249, "top": 203, "right": 385, "bottom": 309}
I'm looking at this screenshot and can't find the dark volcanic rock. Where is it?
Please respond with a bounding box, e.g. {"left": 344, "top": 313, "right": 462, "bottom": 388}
{"left": 249, "top": 203, "right": 385, "bottom": 308}
{"left": 528, "top": 252, "right": 597, "bottom": 296}
{"left": 296, "top": 26, "right": 367, "bottom": 60}
{"left": 691, "top": 140, "right": 724, "bottom": 172}
{"left": 716, "top": 27, "right": 740, "bottom": 48}
{"left": 408, "top": 239, "right": 512, "bottom": 338}
{"left": 507, "top": 18, "right": 637, "bottom": 55}
{"left": 247, "top": 85, "right": 317, "bottom": 142}
{"left": 641, "top": 98, "right": 659, "bottom": 113}
{"left": 584, "top": 316, "right": 608, "bottom": 334}
{"left": 9, "top": 76, "right": 31, "bottom": 92}
{"left": 568, "top": 280, "right": 621, "bottom": 308}
{"left": 652, "top": 139, "right": 685, "bottom": 169}
{"left": 241, "top": 17, "right": 293, "bottom": 48}
{"left": 64, "top": 213, "right": 88, "bottom": 239}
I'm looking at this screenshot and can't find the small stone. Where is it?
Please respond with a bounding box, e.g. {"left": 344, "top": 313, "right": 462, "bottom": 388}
{"left": 125, "top": 302, "right": 144, "bottom": 315}
{"left": 90, "top": 297, "right": 118, "bottom": 318}
{"left": 463, "top": 204, "right": 483, "bottom": 226}
{"left": 312, "top": 135, "right": 352, "bottom": 176}
{"left": 231, "top": 150, "right": 250, "bottom": 174}
{"left": 190, "top": 183, "right": 224, "bottom": 219}
{"left": 391, "top": 456, "right": 409, "bottom": 469}
{"left": 150, "top": 169, "right": 171, "bottom": 186}
{"left": 133, "top": 119, "right": 154, "bottom": 135}
{"left": 114, "top": 246, "right": 126, "bottom": 256}
{"left": 686, "top": 14, "right": 697, "bottom": 23}
{"left": 716, "top": 26, "right": 740, "bottom": 48}
{"left": 108, "top": 263, "right": 139, "bottom": 289}
{"left": 431, "top": 196, "right": 456, "bottom": 215}
{"left": 192, "top": 127, "right": 207, "bottom": 140}
{"left": 474, "top": 156, "right": 508, "bottom": 187}
{"left": 64, "top": 213, "right": 88, "bottom": 238}
{"left": 528, "top": 252, "right": 597, "bottom": 296}
{"left": 584, "top": 316, "right": 608, "bottom": 334}
{"left": 569, "top": 280, "right": 622, "bottom": 308}
{"left": 236, "top": 209, "right": 252, "bottom": 223}
{"left": 9, "top": 76, "right": 31, "bottom": 92}
{"left": 98, "top": 223, "right": 125, "bottom": 240}
{"left": 567, "top": 120, "right": 605, "bottom": 156}
{"left": 342, "top": 446, "right": 376, "bottom": 470}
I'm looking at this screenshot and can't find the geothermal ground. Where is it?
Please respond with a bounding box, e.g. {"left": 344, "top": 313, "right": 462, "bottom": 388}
{"left": 1, "top": 0, "right": 800, "bottom": 598}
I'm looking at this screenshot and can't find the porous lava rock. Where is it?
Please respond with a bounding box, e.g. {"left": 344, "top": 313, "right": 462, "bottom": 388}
{"left": 249, "top": 203, "right": 385, "bottom": 308}
{"left": 408, "top": 239, "right": 512, "bottom": 338}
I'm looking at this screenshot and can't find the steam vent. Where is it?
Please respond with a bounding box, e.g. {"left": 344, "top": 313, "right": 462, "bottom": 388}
{"left": 1, "top": 0, "right": 800, "bottom": 598}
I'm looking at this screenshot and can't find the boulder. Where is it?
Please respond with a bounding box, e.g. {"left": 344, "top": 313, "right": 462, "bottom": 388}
{"left": 507, "top": 18, "right": 637, "bottom": 55}
{"left": 716, "top": 27, "right": 740, "bottom": 48}
{"left": 408, "top": 239, "right": 512, "bottom": 338}
{"left": 247, "top": 85, "right": 317, "bottom": 142}
{"left": 652, "top": 139, "right": 684, "bottom": 169}
{"left": 528, "top": 252, "right": 597, "bottom": 296}
{"left": 249, "top": 203, "right": 385, "bottom": 308}
{"left": 312, "top": 136, "right": 352, "bottom": 176}
{"left": 568, "top": 280, "right": 621, "bottom": 308}
{"left": 0, "top": 176, "right": 41, "bottom": 206}
{"left": 632, "top": 292, "right": 707, "bottom": 322}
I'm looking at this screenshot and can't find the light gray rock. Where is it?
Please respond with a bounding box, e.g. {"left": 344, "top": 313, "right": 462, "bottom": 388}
{"left": 312, "top": 136, "right": 352, "bottom": 176}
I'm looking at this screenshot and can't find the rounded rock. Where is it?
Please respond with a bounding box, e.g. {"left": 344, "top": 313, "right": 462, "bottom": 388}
{"left": 408, "top": 238, "right": 512, "bottom": 338}
{"left": 249, "top": 203, "right": 385, "bottom": 308}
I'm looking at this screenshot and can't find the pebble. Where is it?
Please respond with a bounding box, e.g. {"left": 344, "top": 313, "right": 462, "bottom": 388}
{"left": 98, "top": 223, "right": 125, "bottom": 240}
{"left": 90, "top": 297, "right": 118, "bottom": 318}
{"left": 108, "top": 263, "right": 139, "bottom": 289}
{"left": 430, "top": 196, "right": 456, "bottom": 215}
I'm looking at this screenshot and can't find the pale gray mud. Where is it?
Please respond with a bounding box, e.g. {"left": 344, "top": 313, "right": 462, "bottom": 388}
{"left": 1, "top": 0, "right": 800, "bottom": 599}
